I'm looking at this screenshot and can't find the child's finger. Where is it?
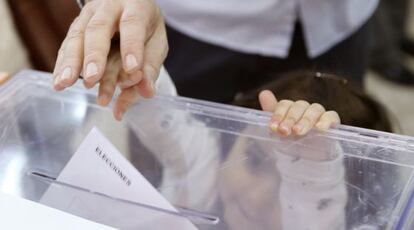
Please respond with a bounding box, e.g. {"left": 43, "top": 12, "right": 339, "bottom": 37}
{"left": 113, "top": 86, "right": 139, "bottom": 121}
{"left": 315, "top": 111, "right": 341, "bottom": 131}
{"left": 269, "top": 100, "right": 293, "bottom": 132}
{"left": 259, "top": 90, "right": 278, "bottom": 112}
{"left": 277, "top": 100, "right": 309, "bottom": 136}
{"left": 293, "top": 103, "right": 325, "bottom": 135}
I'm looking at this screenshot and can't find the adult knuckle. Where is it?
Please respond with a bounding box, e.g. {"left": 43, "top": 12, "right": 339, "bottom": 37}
{"left": 84, "top": 49, "right": 105, "bottom": 61}
{"left": 62, "top": 55, "right": 81, "bottom": 65}
{"left": 86, "top": 18, "right": 108, "bottom": 32}
{"left": 67, "top": 27, "right": 84, "bottom": 41}
{"left": 122, "top": 37, "right": 142, "bottom": 50}
{"left": 121, "top": 12, "right": 145, "bottom": 25}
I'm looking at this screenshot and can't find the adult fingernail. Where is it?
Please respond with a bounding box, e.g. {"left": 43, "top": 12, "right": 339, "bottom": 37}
{"left": 126, "top": 54, "right": 138, "bottom": 71}
{"left": 85, "top": 62, "right": 98, "bottom": 80}
{"left": 60, "top": 67, "right": 72, "bottom": 82}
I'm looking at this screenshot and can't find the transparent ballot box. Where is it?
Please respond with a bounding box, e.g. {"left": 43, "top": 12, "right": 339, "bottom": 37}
{"left": 1, "top": 70, "right": 414, "bottom": 229}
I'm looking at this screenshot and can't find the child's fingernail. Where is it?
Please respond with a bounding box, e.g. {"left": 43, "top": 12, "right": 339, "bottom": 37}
{"left": 294, "top": 124, "right": 304, "bottom": 134}
{"left": 279, "top": 124, "right": 290, "bottom": 135}
{"left": 59, "top": 67, "right": 72, "bottom": 84}
{"left": 316, "top": 122, "right": 325, "bottom": 130}
{"left": 126, "top": 54, "right": 138, "bottom": 72}
{"left": 330, "top": 122, "right": 339, "bottom": 128}
{"left": 270, "top": 122, "right": 279, "bottom": 132}
{"left": 85, "top": 62, "right": 98, "bottom": 81}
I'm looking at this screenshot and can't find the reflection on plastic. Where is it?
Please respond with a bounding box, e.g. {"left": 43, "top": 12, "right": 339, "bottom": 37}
{"left": 0, "top": 70, "right": 414, "bottom": 229}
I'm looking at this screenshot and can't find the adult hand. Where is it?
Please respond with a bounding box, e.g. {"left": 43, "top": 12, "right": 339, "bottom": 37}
{"left": 97, "top": 50, "right": 146, "bottom": 121}
{"left": 259, "top": 90, "right": 340, "bottom": 136}
{"left": 53, "top": 0, "right": 168, "bottom": 101}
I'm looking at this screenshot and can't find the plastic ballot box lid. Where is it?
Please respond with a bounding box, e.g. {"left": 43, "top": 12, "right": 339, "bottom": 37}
{"left": 1, "top": 70, "right": 414, "bottom": 230}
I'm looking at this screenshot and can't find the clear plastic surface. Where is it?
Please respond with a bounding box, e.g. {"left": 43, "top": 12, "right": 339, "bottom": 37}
{"left": 1, "top": 70, "right": 414, "bottom": 229}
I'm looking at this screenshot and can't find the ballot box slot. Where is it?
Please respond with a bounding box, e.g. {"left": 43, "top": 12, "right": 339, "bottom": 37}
{"left": 28, "top": 170, "right": 220, "bottom": 226}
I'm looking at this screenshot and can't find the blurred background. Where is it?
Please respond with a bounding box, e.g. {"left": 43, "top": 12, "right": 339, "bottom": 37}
{"left": 0, "top": 0, "right": 413, "bottom": 136}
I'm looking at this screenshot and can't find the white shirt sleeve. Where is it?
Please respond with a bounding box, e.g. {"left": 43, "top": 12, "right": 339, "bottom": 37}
{"left": 275, "top": 143, "right": 347, "bottom": 230}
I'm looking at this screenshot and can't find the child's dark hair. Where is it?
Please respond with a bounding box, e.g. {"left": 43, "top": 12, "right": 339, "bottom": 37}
{"left": 233, "top": 70, "right": 393, "bottom": 132}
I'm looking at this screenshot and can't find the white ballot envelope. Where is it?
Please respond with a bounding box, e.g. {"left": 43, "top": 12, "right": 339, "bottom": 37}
{"left": 40, "top": 127, "right": 198, "bottom": 230}
{"left": 0, "top": 191, "right": 116, "bottom": 230}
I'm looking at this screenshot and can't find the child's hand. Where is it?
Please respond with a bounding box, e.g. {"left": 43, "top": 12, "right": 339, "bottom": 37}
{"left": 259, "top": 90, "right": 340, "bottom": 136}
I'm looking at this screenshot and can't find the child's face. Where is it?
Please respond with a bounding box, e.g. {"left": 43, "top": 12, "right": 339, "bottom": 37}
{"left": 218, "top": 136, "right": 281, "bottom": 230}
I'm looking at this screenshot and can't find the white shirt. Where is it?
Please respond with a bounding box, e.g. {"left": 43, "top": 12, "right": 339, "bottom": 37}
{"left": 156, "top": 0, "right": 378, "bottom": 58}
